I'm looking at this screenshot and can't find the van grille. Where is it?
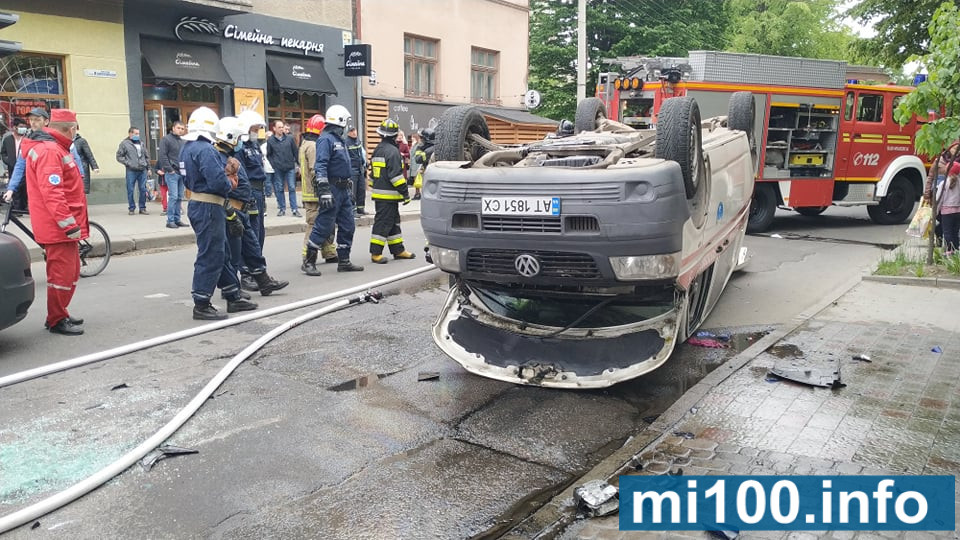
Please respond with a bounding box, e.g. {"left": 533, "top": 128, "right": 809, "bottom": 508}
{"left": 482, "top": 216, "right": 562, "bottom": 233}
{"left": 466, "top": 249, "right": 601, "bottom": 279}
{"left": 565, "top": 216, "right": 600, "bottom": 232}
{"left": 439, "top": 181, "right": 621, "bottom": 202}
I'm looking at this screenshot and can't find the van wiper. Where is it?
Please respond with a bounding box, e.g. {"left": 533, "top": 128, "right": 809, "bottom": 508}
{"left": 541, "top": 296, "right": 620, "bottom": 338}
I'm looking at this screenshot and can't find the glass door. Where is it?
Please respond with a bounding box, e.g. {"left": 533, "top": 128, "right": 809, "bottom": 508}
{"left": 144, "top": 103, "right": 164, "bottom": 169}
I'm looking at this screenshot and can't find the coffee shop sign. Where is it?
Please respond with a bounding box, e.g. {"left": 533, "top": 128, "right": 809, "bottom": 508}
{"left": 175, "top": 17, "right": 324, "bottom": 55}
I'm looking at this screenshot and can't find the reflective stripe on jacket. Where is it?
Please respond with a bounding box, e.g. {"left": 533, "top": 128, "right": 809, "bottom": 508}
{"left": 370, "top": 138, "right": 409, "bottom": 201}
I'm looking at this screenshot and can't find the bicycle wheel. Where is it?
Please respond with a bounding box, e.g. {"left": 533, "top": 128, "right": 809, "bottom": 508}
{"left": 79, "top": 221, "right": 111, "bottom": 277}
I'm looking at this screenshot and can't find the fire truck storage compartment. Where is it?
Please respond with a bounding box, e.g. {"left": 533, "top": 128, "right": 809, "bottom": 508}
{"left": 763, "top": 102, "right": 839, "bottom": 179}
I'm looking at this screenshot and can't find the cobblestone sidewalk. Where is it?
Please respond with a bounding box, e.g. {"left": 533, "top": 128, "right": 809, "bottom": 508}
{"left": 558, "top": 282, "right": 960, "bottom": 540}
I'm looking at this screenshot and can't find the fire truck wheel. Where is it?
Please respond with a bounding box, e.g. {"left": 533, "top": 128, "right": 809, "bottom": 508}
{"left": 795, "top": 206, "right": 828, "bottom": 217}
{"left": 435, "top": 106, "right": 491, "bottom": 162}
{"left": 747, "top": 183, "right": 777, "bottom": 233}
{"left": 574, "top": 97, "right": 607, "bottom": 133}
{"left": 655, "top": 96, "right": 705, "bottom": 200}
{"left": 867, "top": 176, "right": 916, "bottom": 225}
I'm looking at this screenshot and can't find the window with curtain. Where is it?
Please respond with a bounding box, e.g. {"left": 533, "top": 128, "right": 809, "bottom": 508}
{"left": 471, "top": 48, "right": 498, "bottom": 105}
{"left": 404, "top": 34, "right": 438, "bottom": 98}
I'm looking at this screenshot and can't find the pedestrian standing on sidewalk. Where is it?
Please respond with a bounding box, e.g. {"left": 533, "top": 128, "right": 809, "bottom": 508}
{"left": 21, "top": 108, "right": 88, "bottom": 335}
{"left": 158, "top": 121, "right": 187, "bottom": 228}
{"left": 299, "top": 114, "right": 339, "bottom": 271}
{"left": 302, "top": 105, "right": 364, "bottom": 276}
{"left": 116, "top": 126, "right": 151, "bottom": 215}
{"left": 1, "top": 118, "right": 27, "bottom": 204}
{"left": 181, "top": 107, "right": 257, "bottom": 321}
{"left": 369, "top": 119, "right": 417, "bottom": 264}
{"left": 237, "top": 111, "right": 269, "bottom": 252}
{"left": 261, "top": 137, "right": 273, "bottom": 202}
{"left": 938, "top": 163, "right": 960, "bottom": 256}
{"left": 925, "top": 142, "right": 960, "bottom": 246}
{"left": 72, "top": 129, "right": 99, "bottom": 195}
{"left": 346, "top": 125, "right": 367, "bottom": 215}
{"left": 266, "top": 120, "right": 300, "bottom": 217}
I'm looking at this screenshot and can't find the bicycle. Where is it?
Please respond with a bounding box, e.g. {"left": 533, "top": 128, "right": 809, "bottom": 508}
{"left": 0, "top": 200, "right": 111, "bottom": 277}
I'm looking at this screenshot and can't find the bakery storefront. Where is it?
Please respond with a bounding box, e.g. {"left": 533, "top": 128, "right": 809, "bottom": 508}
{"left": 124, "top": 1, "right": 350, "bottom": 163}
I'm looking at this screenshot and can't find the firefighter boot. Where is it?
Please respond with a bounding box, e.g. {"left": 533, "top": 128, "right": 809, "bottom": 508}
{"left": 371, "top": 254, "right": 389, "bottom": 264}
{"left": 227, "top": 297, "right": 258, "bottom": 313}
{"left": 254, "top": 272, "right": 290, "bottom": 296}
{"left": 337, "top": 259, "right": 365, "bottom": 272}
{"left": 301, "top": 248, "right": 322, "bottom": 276}
{"left": 240, "top": 273, "right": 259, "bottom": 292}
{"left": 193, "top": 303, "right": 228, "bottom": 321}
{"left": 394, "top": 251, "right": 417, "bottom": 260}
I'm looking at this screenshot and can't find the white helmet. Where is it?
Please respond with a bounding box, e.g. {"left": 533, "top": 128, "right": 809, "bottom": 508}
{"left": 237, "top": 110, "right": 265, "bottom": 134}
{"left": 325, "top": 104, "right": 351, "bottom": 128}
{"left": 215, "top": 116, "right": 245, "bottom": 146}
{"left": 185, "top": 106, "right": 219, "bottom": 142}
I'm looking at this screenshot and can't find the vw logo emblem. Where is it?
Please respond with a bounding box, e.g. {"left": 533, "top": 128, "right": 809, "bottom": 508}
{"left": 514, "top": 254, "right": 541, "bottom": 277}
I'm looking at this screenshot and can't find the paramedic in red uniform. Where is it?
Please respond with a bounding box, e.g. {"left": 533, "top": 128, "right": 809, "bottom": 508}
{"left": 21, "top": 108, "right": 88, "bottom": 336}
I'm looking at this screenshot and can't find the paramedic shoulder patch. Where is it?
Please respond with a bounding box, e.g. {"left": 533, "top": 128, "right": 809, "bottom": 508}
{"left": 48, "top": 174, "right": 62, "bottom": 185}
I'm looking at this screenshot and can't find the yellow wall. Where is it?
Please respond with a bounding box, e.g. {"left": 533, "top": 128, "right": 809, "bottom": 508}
{"left": 4, "top": 10, "right": 130, "bottom": 181}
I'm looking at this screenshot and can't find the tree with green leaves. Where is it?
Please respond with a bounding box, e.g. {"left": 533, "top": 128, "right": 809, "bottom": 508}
{"left": 528, "top": 0, "right": 729, "bottom": 121}
{"left": 847, "top": 0, "right": 956, "bottom": 71}
{"left": 893, "top": 1, "right": 960, "bottom": 263}
{"left": 725, "top": 0, "right": 856, "bottom": 60}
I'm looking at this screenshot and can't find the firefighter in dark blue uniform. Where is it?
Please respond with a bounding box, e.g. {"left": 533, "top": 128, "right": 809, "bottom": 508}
{"left": 237, "top": 110, "right": 269, "bottom": 250}
{"left": 215, "top": 117, "right": 289, "bottom": 297}
{"left": 180, "top": 107, "right": 257, "bottom": 320}
{"left": 303, "top": 105, "right": 364, "bottom": 275}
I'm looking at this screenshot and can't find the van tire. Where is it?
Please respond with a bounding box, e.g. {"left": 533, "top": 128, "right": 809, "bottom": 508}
{"left": 656, "top": 96, "right": 705, "bottom": 200}
{"left": 435, "top": 106, "right": 491, "bottom": 162}
{"left": 868, "top": 176, "right": 915, "bottom": 225}
{"left": 727, "top": 91, "right": 756, "bottom": 157}
{"left": 574, "top": 97, "right": 607, "bottom": 133}
{"left": 748, "top": 183, "right": 777, "bottom": 233}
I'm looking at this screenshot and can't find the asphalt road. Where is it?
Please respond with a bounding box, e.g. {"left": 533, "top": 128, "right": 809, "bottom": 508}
{"left": 0, "top": 206, "right": 910, "bottom": 538}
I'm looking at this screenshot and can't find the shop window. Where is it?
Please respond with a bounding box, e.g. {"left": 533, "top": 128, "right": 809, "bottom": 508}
{"left": 471, "top": 48, "right": 498, "bottom": 105}
{"left": 0, "top": 53, "right": 67, "bottom": 125}
{"left": 181, "top": 85, "right": 218, "bottom": 103}
{"left": 266, "top": 88, "right": 325, "bottom": 134}
{"left": 404, "top": 34, "right": 438, "bottom": 98}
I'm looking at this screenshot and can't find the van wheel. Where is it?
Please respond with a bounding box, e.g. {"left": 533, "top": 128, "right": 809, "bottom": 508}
{"left": 727, "top": 92, "right": 755, "bottom": 145}
{"left": 574, "top": 97, "right": 607, "bottom": 133}
{"left": 868, "top": 176, "right": 915, "bottom": 225}
{"left": 747, "top": 183, "right": 777, "bottom": 233}
{"left": 795, "top": 206, "right": 828, "bottom": 217}
{"left": 656, "top": 97, "right": 705, "bottom": 200}
{"left": 434, "top": 106, "right": 491, "bottom": 162}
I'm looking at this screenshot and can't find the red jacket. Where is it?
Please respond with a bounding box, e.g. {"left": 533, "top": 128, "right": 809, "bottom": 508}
{"left": 21, "top": 128, "right": 89, "bottom": 244}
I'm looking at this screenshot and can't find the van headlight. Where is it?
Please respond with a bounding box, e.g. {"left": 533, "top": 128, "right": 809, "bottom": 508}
{"left": 433, "top": 247, "right": 461, "bottom": 272}
{"left": 609, "top": 253, "right": 680, "bottom": 280}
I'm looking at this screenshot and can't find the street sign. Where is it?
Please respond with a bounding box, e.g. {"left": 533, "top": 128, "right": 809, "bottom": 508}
{"left": 524, "top": 89, "right": 541, "bottom": 109}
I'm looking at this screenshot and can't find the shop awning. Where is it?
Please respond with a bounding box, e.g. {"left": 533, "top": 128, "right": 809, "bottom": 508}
{"left": 267, "top": 55, "right": 337, "bottom": 95}
{"left": 141, "top": 38, "right": 233, "bottom": 88}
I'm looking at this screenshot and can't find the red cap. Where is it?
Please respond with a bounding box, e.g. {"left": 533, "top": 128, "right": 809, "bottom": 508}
{"left": 950, "top": 162, "right": 960, "bottom": 176}
{"left": 50, "top": 109, "right": 78, "bottom": 123}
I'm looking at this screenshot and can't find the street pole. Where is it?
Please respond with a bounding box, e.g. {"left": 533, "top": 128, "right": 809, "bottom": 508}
{"left": 577, "top": 0, "right": 586, "bottom": 103}
{"left": 352, "top": 0, "right": 364, "bottom": 136}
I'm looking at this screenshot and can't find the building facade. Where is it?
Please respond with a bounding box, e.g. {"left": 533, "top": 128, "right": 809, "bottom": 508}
{"left": 358, "top": 0, "right": 555, "bottom": 153}
{"left": 1, "top": 0, "right": 130, "bottom": 202}
{"left": 1, "top": 0, "right": 354, "bottom": 203}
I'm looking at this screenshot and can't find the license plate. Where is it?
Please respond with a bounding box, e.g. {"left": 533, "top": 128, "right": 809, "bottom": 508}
{"left": 481, "top": 196, "right": 561, "bottom": 216}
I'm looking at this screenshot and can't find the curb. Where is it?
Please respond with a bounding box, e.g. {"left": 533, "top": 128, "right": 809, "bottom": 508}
{"left": 25, "top": 213, "right": 420, "bottom": 262}
{"left": 862, "top": 273, "right": 960, "bottom": 290}
{"left": 504, "top": 274, "right": 865, "bottom": 540}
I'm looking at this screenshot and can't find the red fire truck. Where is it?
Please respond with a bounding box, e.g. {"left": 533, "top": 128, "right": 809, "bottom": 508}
{"left": 595, "top": 51, "right": 926, "bottom": 232}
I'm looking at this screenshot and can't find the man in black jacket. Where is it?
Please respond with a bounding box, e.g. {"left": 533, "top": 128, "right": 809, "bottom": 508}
{"left": 72, "top": 130, "right": 99, "bottom": 194}
{"left": 1, "top": 118, "right": 27, "bottom": 178}
{"left": 158, "top": 121, "right": 187, "bottom": 228}
{"left": 265, "top": 120, "right": 301, "bottom": 217}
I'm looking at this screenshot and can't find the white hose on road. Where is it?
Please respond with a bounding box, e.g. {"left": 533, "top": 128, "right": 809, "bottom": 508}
{"left": 0, "top": 292, "right": 380, "bottom": 534}
{"left": 0, "top": 265, "right": 437, "bottom": 389}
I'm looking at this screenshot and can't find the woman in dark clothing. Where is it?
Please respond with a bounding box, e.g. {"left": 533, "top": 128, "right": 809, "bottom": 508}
{"left": 73, "top": 132, "right": 99, "bottom": 194}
